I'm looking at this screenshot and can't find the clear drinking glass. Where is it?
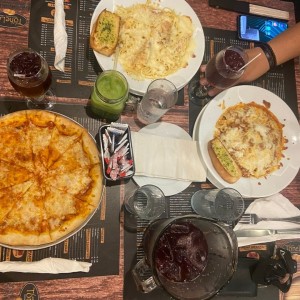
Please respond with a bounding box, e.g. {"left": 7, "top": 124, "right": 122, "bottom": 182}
{"left": 7, "top": 48, "right": 55, "bottom": 109}
{"left": 124, "top": 184, "right": 165, "bottom": 221}
{"left": 137, "top": 79, "right": 178, "bottom": 124}
{"left": 191, "top": 188, "right": 245, "bottom": 223}
{"left": 189, "top": 46, "right": 248, "bottom": 106}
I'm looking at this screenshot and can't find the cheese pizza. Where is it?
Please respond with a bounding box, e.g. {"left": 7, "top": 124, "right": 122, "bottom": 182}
{"left": 115, "top": 2, "right": 195, "bottom": 79}
{"left": 0, "top": 110, "right": 103, "bottom": 247}
{"left": 213, "top": 102, "right": 285, "bottom": 179}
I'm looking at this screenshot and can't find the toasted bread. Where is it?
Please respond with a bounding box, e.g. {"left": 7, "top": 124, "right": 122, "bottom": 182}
{"left": 90, "top": 9, "right": 120, "bottom": 56}
{"left": 208, "top": 138, "right": 242, "bottom": 184}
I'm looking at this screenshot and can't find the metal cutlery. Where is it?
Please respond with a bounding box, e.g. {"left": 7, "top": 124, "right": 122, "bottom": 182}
{"left": 239, "top": 213, "right": 300, "bottom": 225}
{"left": 235, "top": 228, "right": 300, "bottom": 237}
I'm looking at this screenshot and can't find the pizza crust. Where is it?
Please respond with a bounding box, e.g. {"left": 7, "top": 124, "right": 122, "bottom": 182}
{"left": 0, "top": 110, "right": 103, "bottom": 248}
{"left": 0, "top": 232, "right": 52, "bottom": 247}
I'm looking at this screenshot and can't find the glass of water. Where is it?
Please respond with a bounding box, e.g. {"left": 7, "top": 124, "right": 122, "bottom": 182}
{"left": 137, "top": 79, "right": 178, "bottom": 124}
{"left": 191, "top": 188, "right": 245, "bottom": 223}
{"left": 124, "top": 184, "right": 166, "bottom": 221}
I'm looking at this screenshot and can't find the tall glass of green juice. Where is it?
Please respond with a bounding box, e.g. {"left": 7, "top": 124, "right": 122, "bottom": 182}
{"left": 91, "top": 70, "right": 129, "bottom": 122}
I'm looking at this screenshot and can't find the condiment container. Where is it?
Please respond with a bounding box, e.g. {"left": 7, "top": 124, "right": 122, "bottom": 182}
{"left": 99, "top": 123, "right": 135, "bottom": 181}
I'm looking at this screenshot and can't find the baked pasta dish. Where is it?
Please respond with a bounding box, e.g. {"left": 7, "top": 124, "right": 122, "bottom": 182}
{"left": 115, "top": 1, "right": 195, "bottom": 79}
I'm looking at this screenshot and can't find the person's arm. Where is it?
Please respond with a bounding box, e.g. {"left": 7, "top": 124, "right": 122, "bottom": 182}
{"left": 202, "top": 22, "right": 300, "bottom": 96}
{"left": 269, "top": 21, "right": 300, "bottom": 65}
{"left": 242, "top": 22, "right": 300, "bottom": 83}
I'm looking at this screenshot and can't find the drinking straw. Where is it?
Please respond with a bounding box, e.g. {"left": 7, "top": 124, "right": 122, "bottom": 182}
{"left": 238, "top": 53, "right": 262, "bottom": 72}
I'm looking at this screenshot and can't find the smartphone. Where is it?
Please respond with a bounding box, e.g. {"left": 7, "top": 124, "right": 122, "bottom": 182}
{"left": 237, "top": 15, "right": 288, "bottom": 43}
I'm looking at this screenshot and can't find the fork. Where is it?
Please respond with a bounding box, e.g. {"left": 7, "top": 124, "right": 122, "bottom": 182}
{"left": 239, "top": 213, "right": 300, "bottom": 225}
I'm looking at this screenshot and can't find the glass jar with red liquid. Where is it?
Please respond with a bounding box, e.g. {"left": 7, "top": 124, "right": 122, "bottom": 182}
{"left": 132, "top": 215, "right": 238, "bottom": 300}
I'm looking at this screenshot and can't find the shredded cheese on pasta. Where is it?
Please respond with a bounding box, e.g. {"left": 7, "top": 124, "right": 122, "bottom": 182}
{"left": 115, "top": 2, "right": 195, "bottom": 80}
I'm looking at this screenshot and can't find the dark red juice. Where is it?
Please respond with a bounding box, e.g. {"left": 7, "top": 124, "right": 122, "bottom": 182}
{"left": 206, "top": 49, "right": 246, "bottom": 89}
{"left": 154, "top": 221, "right": 208, "bottom": 282}
{"left": 224, "top": 49, "right": 246, "bottom": 71}
{"left": 8, "top": 51, "right": 52, "bottom": 98}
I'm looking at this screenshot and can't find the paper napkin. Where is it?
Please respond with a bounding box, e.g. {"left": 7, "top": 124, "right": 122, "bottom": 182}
{"left": 0, "top": 258, "right": 91, "bottom": 273}
{"left": 131, "top": 131, "right": 207, "bottom": 182}
{"left": 54, "top": 0, "right": 68, "bottom": 72}
{"left": 234, "top": 193, "right": 300, "bottom": 247}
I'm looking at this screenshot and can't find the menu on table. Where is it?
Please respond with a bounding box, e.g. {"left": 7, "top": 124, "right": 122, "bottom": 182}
{"left": 28, "top": 0, "right": 185, "bottom": 104}
{"left": 29, "top": 0, "right": 101, "bottom": 99}
{"left": 0, "top": 101, "right": 121, "bottom": 282}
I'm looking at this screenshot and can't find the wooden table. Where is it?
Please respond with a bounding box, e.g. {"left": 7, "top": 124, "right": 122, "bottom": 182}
{"left": 0, "top": 0, "right": 299, "bottom": 299}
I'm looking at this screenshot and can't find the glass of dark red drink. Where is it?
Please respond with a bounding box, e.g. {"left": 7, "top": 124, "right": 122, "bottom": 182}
{"left": 7, "top": 48, "right": 55, "bottom": 109}
{"left": 132, "top": 215, "right": 238, "bottom": 300}
{"left": 189, "top": 46, "right": 248, "bottom": 106}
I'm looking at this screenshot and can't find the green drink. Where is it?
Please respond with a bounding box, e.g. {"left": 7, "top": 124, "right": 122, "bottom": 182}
{"left": 91, "top": 70, "right": 129, "bottom": 122}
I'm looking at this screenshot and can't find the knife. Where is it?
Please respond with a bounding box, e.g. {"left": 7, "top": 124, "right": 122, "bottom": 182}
{"left": 235, "top": 229, "right": 300, "bottom": 237}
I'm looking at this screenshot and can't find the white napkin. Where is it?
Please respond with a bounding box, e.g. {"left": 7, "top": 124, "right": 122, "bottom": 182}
{"left": 0, "top": 258, "right": 91, "bottom": 273}
{"left": 131, "top": 132, "right": 207, "bottom": 182}
{"left": 54, "top": 0, "right": 68, "bottom": 72}
{"left": 234, "top": 194, "right": 300, "bottom": 247}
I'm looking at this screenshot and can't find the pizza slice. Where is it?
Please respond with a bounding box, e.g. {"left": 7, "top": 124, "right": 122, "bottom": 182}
{"left": 45, "top": 167, "right": 93, "bottom": 195}
{"left": 0, "top": 181, "right": 51, "bottom": 246}
{"left": 46, "top": 163, "right": 103, "bottom": 206}
{"left": 0, "top": 109, "right": 27, "bottom": 127}
{"left": 46, "top": 115, "right": 84, "bottom": 168}
{"left": 49, "top": 134, "right": 100, "bottom": 173}
{"left": 26, "top": 110, "right": 56, "bottom": 167}
{"left": 81, "top": 131, "right": 101, "bottom": 165}
{"left": 0, "top": 123, "right": 34, "bottom": 172}
{"left": 43, "top": 186, "right": 96, "bottom": 242}
{"left": 75, "top": 164, "right": 104, "bottom": 207}
{"left": 0, "top": 180, "right": 33, "bottom": 223}
{"left": 0, "top": 159, "right": 33, "bottom": 189}
{"left": 49, "top": 139, "right": 93, "bottom": 173}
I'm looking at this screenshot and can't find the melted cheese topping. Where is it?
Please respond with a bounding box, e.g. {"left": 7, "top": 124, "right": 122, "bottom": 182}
{"left": 115, "top": 2, "right": 195, "bottom": 79}
{"left": 214, "top": 102, "right": 285, "bottom": 178}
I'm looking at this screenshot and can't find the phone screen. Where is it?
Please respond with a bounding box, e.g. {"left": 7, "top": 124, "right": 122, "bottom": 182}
{"left": 238, "top": 15, "right": 288, "bottom": 43}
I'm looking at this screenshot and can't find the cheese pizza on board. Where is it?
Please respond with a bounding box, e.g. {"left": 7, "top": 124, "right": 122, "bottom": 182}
{"left": 0, "top": 110, "right": 103, "bottom": 248}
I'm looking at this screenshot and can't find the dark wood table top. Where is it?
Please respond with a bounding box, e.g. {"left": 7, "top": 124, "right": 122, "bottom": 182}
{"left": 0, "top": 0, "right": 299, "bottom": 299}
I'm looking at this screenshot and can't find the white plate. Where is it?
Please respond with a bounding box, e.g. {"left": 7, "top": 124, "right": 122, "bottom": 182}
{"left": 90, "top": 0, "right": 205, "bottom": 95}
{"left": 195, "top": 85, "right": 300, "bottom": 198}
{"left": 133, "top": 122, "right": 192, "bottom": 196}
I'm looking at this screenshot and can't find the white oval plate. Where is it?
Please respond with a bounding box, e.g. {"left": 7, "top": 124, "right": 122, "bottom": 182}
{"left": 133, "top": 122, "right": 192, "bottom": 196}
{"left": 194, "top": 85, "right": 300, "bottom": 198}
{"left": 90, "top": 0, "right": 205, "bottom": 95}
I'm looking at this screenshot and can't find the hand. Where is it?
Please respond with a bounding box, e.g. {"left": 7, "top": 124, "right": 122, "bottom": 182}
{"left": 199, "top": 65, "right": 223, "bottom": 97}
